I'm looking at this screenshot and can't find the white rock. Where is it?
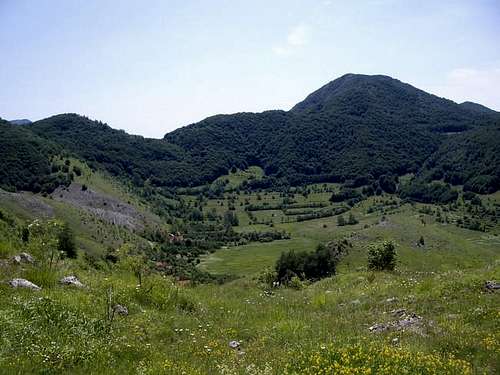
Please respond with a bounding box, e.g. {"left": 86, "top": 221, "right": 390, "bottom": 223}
{"left": 113, "top": 304, "right": 128, "bottom": 316}
{"left": 9, "top": 278, "right": 41, "bottom": 290}
{"left": 12, "top": 252, "right": 35, "bottom": 264}
{"left": 228, "top": 340, "right": 240, "bottom": 349}
{"left": 60, "top": 276, "right": 85, "bottom": 288}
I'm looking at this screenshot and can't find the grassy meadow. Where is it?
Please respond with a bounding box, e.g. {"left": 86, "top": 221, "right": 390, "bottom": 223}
{"left": 0, "top": 168, "right": 499, "bottom": 374}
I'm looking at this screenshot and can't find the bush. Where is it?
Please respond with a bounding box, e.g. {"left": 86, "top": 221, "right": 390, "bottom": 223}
{"left": 367, "top": 240, "right": 397, "bottom": 271}
{"left": 58, "top": 223, "right": 77, "bottom": 258}
{"left": 275, "top": 240, "right": 350, "bottom": 283}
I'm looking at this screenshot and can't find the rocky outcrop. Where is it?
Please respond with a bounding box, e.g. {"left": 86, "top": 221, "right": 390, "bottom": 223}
{"left": 369, "top": 309, "right": 425, "bottom": 334}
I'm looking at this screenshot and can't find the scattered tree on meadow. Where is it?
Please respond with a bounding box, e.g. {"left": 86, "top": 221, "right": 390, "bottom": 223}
{"left": 367, "top": 240, "right": 397, "bottom": 271}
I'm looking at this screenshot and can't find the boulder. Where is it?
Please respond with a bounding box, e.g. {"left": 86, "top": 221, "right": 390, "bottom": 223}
{"left": 113, "top": 304, "right": 128, "bottom": 316}
{"left": 60, "top": 276, "right": 85, "bottom": 288}
{"left": 12, "top": 252, "right": 35, "bottom": 265}
{"left": 9, "top": 278, "right": 41, "bottom": 290}
{"left": 485, "top": 281, "right": 500, "bottom": 292}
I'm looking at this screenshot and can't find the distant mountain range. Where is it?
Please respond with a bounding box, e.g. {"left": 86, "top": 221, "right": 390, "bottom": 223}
{"left": 9, "top": 119, "right": 32, "bottom": 125}
{"left": 1, "top": 74, "right": 499, "bottom": 194}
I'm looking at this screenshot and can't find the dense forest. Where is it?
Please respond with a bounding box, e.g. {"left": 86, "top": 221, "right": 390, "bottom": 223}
{"left": 0, "top": 119, "right": 68, "bottom": 193}
{"left": 1, "top": 74, "right": 499, "bottom": 195}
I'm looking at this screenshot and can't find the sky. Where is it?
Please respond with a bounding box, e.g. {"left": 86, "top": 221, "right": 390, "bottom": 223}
{"left": 1, "top": 0, "right": 499, "bottom": 138}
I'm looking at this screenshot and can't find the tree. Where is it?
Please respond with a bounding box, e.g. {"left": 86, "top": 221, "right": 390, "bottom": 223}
{"left": 223, "top": 211, "right": 239, "bottom": 227}
{"left": 337, "top": 215, "right": 346, "bottom": 226}
{"left": 58, "top": 223, "right": 77, "bottom": 258}
{"left": 368, "top": 240, "right": 397, "bottom": 271}
{"left": 275, "top": 240, "right": 351, "bottom": 284}
{"left": 27, "top": 219, "right": 64, "bottom": 269}
{"left": 189, "top": 208, "right": 203, "bottom": 221}
{"left": 347, "top": 212, "right": 358, "bottom": 225}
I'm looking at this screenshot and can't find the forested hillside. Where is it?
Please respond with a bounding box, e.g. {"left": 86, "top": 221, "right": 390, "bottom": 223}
{"left": 2, "top": 74, "right": 500, "bottom": 194}
{"left": 0, "top": 119, "right": 67, "bottom": 193}
{"left": 421, "top": 124, "right": 500, "bottom": 193}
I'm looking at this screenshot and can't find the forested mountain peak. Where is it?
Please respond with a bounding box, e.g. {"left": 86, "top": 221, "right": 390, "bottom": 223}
{"left": 459, "top": 101, "right": 498, "bottom": 114}
{"left": 291, "top": 74, "right": 487, "bottom": 120}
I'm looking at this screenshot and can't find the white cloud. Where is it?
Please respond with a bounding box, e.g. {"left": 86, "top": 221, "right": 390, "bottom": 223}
{"left": 426, "top": 67, "right": 500, "bottom": 111}
{"left": 273, "top": 24, "right": 310, "bottom": 56}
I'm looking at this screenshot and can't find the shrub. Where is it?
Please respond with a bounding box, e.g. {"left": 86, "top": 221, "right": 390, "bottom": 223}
{"left": 58, "top": 223, "right": 77, "bottom": 258}
{"left": 275, "top": 240, "right": 350, "bottom": 283}
{"left": 367, "top": 240, "right": 397, "bottom": 271}
{"left": 337, "top": 215, "right": 346, "bottom": 226}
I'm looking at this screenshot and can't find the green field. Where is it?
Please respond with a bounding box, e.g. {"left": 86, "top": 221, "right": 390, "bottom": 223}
{"left": 1, "top": 172, "right": 499, "bottom": 374}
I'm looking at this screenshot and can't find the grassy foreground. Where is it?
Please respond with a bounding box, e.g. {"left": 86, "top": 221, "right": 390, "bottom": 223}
{"left": 0, "top": 261, "right": 498, "bottom": 374}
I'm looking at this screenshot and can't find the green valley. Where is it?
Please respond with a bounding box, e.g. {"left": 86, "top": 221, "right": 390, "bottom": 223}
{"left": 1, "top": 74, "right": 499, "bottom": 374}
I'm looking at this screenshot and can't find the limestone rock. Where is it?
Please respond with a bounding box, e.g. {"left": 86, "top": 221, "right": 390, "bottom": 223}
{"left": 485, "top": 281, "right": 500, "bottom": 292}
{"left": 60, "top": 276, "right": 85, "bottom": 288}
{"left": 9, "top": 278, "right": 41, "bottom": 290}
{"left": 12, "top": 252, "right": 35, "bottom": 265}
{"left": 113, "top": 304, "right": 128, "bottom": 316}
{"left": 228, "top": 340, "right": 240, "bottom": 349}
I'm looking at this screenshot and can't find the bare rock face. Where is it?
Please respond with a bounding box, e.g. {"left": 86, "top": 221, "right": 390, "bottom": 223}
{"left": 9, "top": 278, "right": 41, "bottom": 290}
{"left": 113, "top": 304, "right": 128, "bottom": 316}
{"left": 12, "top": 252, "right": 35, "bottom": 265}
{"left": 60, "top": 276, "right": 85, "bottom": 288}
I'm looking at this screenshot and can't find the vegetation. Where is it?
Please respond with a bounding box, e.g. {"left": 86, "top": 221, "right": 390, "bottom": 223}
{"left": 1, "top": 74, "right": 500, "bottom": 373}
{"left": 1, "top": 74, "right": 497, "bottom": 198}
{"left": 367, "top": 240, "right": 398, "bottom": 271}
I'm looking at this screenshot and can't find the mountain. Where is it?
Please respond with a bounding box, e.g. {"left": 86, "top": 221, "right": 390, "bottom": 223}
{"left": 290, "top": 74, "right": 494, "bottom": 132}
{"left": 459, "top": 101, "right": 498, "bottom": 114}
{"left": 9, "top": 119, "right": 32, "bottom": 125}
{"left": 165, "top": 74, "right": 498, "bottom": 187}
{"left": 0, "top": 118, "right": 65, "bottom": 193}
{"left": 2, "top": 74, "right": 500, "bottom": 194}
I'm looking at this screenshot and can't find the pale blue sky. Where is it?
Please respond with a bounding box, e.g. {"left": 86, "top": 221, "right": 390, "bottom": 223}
{"left": 1, "top": 0, "right": 499, "bottom": 137}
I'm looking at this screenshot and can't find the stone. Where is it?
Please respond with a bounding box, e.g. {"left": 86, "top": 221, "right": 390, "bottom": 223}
{"left": 385, "top": 297, "right": 398, "bottom": 303}
{"left": 12, "top": 252, "right": 35, "bottom": 264}
{"left": 369, "top": 311, "right": 424, "bottom": 334}
{"left": 485, "top": 281, "right": 500, "bottom": 292}
{"left": 369, "top": 323, "right": 389, "bottom": 333}
{"left": 228, "top": 340, "right": 240, "bottom": 349}
{"left": 391, "top": 308, "right": 407, "bottom": 317}
{"left": 9, "top": 278, "right": 41, "bottom": 290}
{"left": 113, "top": 304, "right": 128, "bottom": 316}
{"left": 60, "top": 276, "right": 85, "bottom": 288}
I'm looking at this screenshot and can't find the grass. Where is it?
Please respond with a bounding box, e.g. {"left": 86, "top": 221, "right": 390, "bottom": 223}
{"left": 201, "top": 193, "right": 500, "bottom": 276}
{"left": 0, "top": 261, "right": 498, "bottom": 374}
{"left": 0, "top": 175, "right": 499, "bottom": 373}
